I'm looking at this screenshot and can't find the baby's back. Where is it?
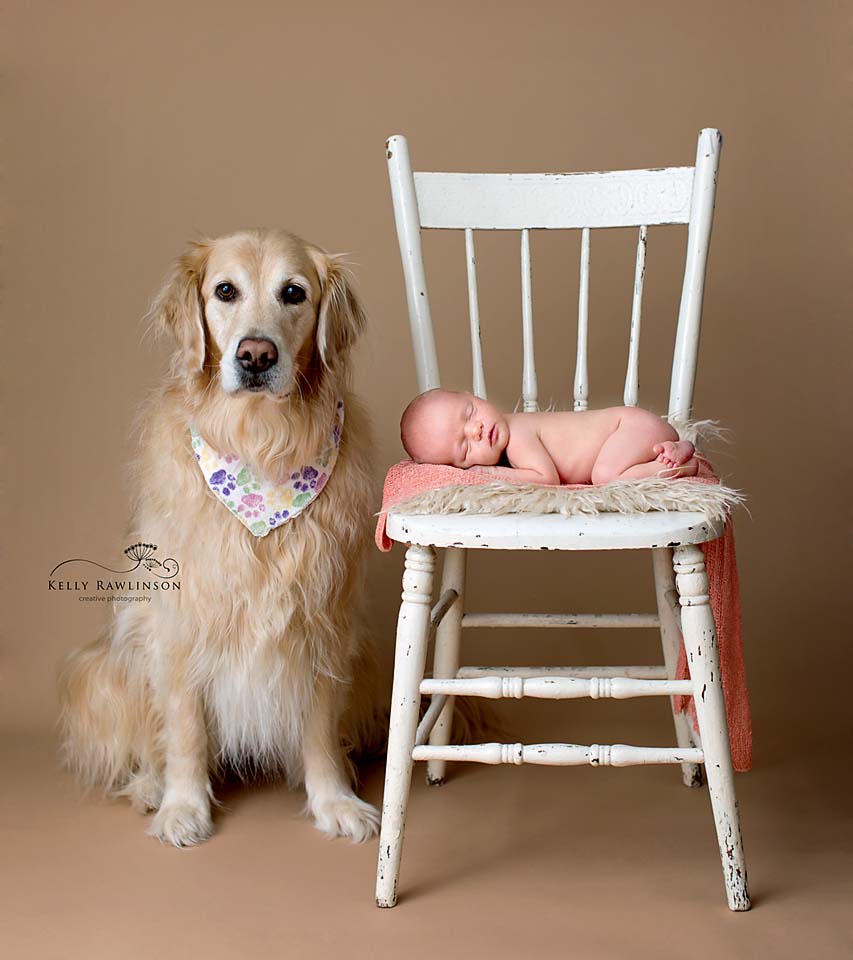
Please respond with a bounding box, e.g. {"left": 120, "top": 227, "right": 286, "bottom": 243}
{"left": 507, "top": 407, "right": 623, "bottom": 483}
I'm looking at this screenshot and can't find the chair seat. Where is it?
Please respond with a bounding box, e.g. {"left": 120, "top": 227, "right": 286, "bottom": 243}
{"left": 386, "top": 509, "right": 722, "bottom": 551}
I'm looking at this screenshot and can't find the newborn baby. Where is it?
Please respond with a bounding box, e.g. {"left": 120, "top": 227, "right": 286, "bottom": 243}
{"left": 400, "top": 388, "right": 698, "bottom": 485}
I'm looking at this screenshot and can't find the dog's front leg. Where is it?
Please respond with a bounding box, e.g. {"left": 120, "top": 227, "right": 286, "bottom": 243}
{"left": 302, "top": 673, "right": 380, "bottom": 843}
{"left": 149, "top": 681, "right": 213, "bottom": 848}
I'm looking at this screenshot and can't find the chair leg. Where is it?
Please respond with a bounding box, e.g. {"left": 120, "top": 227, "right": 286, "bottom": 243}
{"left": 652, "top": 548, "right": 704, "bottom": 788}
{"left": 376, "top": 544, "right": 435, "bottom": 908}
{"left": 427, "top": 547, "right": 466, "bottom": 786}
{"left": 673, "top": 544, "right": 750, "bottom": 911}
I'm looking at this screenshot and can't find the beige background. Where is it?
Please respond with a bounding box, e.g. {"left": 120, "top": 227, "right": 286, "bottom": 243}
{"left": 3, "top": 1, "right": 851, "bottom": 957}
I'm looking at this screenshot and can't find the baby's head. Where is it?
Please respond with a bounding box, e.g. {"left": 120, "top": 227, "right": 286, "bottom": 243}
{"left": 400, "top": 388, "right": 509, "bottom": 468}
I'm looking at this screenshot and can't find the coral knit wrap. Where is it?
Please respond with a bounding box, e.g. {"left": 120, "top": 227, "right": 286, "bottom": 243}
{"left": 375, "top": 456, "right": 752, "bottom": 772}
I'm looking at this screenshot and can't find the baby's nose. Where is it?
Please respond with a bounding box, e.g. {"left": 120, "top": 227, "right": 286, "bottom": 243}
{"left": 465, "top": 419, "right": 483, "bottom": 441}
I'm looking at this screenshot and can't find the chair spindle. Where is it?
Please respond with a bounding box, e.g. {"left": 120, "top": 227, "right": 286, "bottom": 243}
{"left": 623, "top": 225, "right": 648, "bottom": 407}
{"left": 520, "top": 228, "right": 538, "bottom": 412}
{"left": 464, "top": 228, "right": 487, "bottom": 399}
{"left": 574, "top": 227, "right": 591, "bottom": 411}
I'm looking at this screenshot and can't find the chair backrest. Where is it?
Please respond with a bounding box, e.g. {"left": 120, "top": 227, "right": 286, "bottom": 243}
{"left": 386, "top": 129, "right": 722, "bottom": 421}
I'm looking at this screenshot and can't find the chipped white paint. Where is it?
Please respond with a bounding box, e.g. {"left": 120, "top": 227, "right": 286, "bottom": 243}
{"left": 624, "top": 226, "right": 647, "bottom": 407}
{"left": 520, "top": 229, "right": 538, "bottom": 412}
{"left": 653, "top": 548, "right": 703, "bottom": 787}
{"left": 668, "top": 129, "right": 722, "bottom": 421}
{"left": 413, "top": 742, "right": 704, "bottom": 767}
{"left": 457, "top": 665, "right": 667, "bottom": 679}
{"left": 379, "top": 130, "right": 748, "bottom": 912}
{"left": 429, "top": 588, "right": 459, "bottom": 636}
{"left": 386, "top": 509, "right": 722, "bottom": 552}
{"left": 426, "top": 548, "right": 466, "bottom": 785}
{"left": 415, "top": 693, "right": 447, "bottom": 748}
{"left": 461, "top": 612, "right": 659, "bottom": 629}
{"left": 673, "top": 544, "right": 750, "bottom": 911}
{"left": 464, "top": 229, "right": 487, "bottom": 398}
{"left": 412, "top": 167, "right": 695, "bottom": 230}
{"left": 386, "top": 136, "right": 440, "bottom": 392}
{"left": 420, "top": 676, "right": 694, "bottom": 700}
{"left": 574, "top": 228, "right": 590, "bottom": 411}
{"left": 376, "top": 545, "right": 435, "bottom": 908}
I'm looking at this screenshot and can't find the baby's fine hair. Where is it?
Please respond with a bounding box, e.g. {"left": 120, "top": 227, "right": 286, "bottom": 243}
{"left": 400, "top": 388, "right": 448, "bottom": 461}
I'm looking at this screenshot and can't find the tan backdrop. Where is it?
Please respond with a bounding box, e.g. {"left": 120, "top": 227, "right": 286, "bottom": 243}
{"left": 2, "top": 1, "right": 851, "bottom": 955}
{"left": 4, "top": 0, "right": 849, "bottom": 742}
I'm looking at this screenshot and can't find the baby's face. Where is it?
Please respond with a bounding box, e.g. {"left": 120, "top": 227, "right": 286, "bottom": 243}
{"left": 411, "top": 391, "right": 509, "bottom": 468}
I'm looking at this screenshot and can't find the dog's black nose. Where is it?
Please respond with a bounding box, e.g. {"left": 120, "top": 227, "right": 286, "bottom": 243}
{"left": 236, "top": 338, "right": 278, "bottom": 373}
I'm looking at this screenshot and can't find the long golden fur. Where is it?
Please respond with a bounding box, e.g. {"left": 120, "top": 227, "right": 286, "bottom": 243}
{"left": 58, "top": 229, "right": 385, "bottom": 846}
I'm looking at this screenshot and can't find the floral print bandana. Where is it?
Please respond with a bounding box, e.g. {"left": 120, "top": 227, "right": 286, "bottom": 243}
{"left": 189, "top": 399, "right": 344, "bottom": 537}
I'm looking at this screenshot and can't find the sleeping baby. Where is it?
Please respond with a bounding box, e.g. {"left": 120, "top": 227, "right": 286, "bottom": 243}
{"left": 400, "top": 388, "right": 698, "bottom": 485}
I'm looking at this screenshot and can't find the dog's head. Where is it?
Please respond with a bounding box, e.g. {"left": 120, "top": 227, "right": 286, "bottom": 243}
{"left": 147, "top": 229, "right": 366, "bottom": 398}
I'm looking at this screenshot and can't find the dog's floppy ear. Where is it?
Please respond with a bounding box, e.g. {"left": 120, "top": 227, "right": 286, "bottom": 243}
{"left": 309, "top": 249, "right": 367, "bottom": 369}
{"left": 145, "top": 240, "right": 211, "bottom": 376}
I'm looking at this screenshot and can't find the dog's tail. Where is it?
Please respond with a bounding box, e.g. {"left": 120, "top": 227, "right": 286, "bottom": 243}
{"left": 58, "top": 627, "right": 159, "bottom": 795}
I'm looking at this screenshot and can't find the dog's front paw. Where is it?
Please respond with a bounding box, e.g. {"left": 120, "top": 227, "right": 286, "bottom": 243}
{"left": 149, "top": 798, "right": 213, "bottom": 848}
{"left": 310, "top": 792, "right": 380, "bottom": 843}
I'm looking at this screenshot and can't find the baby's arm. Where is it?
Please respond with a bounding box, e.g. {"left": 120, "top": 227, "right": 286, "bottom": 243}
{"left": 471, "top": 464, "right": 559, "bottom": 484}
{"left": 472, "top": 430, "right": 560, "bottom": 485}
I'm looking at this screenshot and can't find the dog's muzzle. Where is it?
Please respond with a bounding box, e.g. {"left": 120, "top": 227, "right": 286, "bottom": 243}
{"left": 231, "top": 337, "right": 288, "bottom": 394}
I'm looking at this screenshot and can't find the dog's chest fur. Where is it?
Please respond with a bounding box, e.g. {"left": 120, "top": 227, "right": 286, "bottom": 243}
{"left": 131, "top": 423, "right": 366, "bottom": 776}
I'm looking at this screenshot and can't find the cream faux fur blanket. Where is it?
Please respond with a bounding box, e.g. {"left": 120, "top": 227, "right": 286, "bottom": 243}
{"left": 379, "top": 418, "right": 743, "bottom": 528}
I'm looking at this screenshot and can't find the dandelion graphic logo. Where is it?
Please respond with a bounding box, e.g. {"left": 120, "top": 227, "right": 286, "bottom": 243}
{"left": 49, "top": 542, "right": 180, "bottom": 579}
{"left": 124, "top": 542, "right": 167, "bottom": 572}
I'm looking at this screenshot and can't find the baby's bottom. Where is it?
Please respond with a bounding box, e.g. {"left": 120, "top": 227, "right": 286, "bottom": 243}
{"left": 590, "top": 408, "right": 697, "bottom": 484}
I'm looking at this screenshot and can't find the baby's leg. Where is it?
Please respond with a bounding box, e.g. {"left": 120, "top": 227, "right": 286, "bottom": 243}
{"left": 590, "top": 408, "right": 693, "bottom": 484}
{"left": 610, "top": 456, "right": 699, "bottom": 480}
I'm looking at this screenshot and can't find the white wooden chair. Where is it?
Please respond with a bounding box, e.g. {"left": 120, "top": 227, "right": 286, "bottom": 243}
{"left": 375, "top": 130, "right": 749, "bottom": 911}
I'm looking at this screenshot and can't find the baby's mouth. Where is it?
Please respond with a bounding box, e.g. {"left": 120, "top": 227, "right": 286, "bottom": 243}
{"left": 488, "top": 425, "right": 496, "bottom": 446}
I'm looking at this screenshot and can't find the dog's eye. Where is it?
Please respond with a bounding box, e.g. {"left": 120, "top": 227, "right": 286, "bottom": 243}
{"left": 281, "top": 284, "right": 306, "bottom": 305}
{"left": 215, "top": 282, "right": 238, "bottom": 302}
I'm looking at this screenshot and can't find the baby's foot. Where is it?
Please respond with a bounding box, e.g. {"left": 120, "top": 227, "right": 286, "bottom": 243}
{"left": 653, "top": 440, "right": 695, "bottom": 469}
{"left": 658, "top": 456, "right": 699, "bottom": 479}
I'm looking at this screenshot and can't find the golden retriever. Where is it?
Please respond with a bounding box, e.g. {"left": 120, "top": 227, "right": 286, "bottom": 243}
{"left": 59, "top": 228, "right": 384, "bottom": 847}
